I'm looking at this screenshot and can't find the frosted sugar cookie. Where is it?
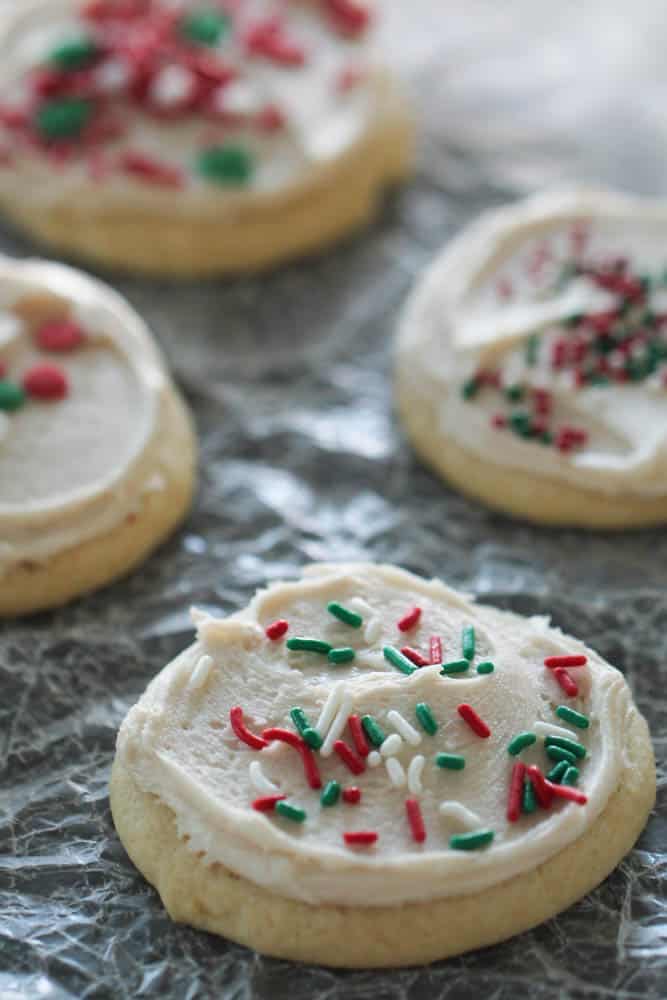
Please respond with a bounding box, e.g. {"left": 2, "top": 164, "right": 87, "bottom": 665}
{"left": 0, "top": 0, "right": 412, "bottom": 276}
{"left": 0, "top": 255, "right": 195, "bottom": 616}
{"left": 111, "top": 563, "right": 654, "bottom": 966}
{"left": 396, "top": 189, "right": 667, "bottom": 526}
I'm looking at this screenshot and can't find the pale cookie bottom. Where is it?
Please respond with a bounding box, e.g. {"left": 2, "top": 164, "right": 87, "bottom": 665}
{"left": 0, "top": 391, "right": 196, "bottom": 617}
{"left": 0, "top": 87, "right": 412, "bottom": 278}
{"left": 109, "top": 708, "right": 654, "bottom": 968}
{"left": 396, "top": 374, "right": 667, "bottom": 528}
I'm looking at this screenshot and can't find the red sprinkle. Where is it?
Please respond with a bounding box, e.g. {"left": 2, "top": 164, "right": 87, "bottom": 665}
{"left": 342, "top": 786, "right": 361, "bottom": 805}
{"left": 457, "top": 703, "right": 491, "bottom": 739}
{"left": 347, "top": 714, "right": 370, "bottom": 758}
{"left": 492, "top": 413, "right": 507, "bottom": 429}
{"left": 526, "top": 765, "right": 554, "bottom": 809}
{"left": 0, "top": 361, "right": 5, "bottom": 378}
{"left": 324, "top": 0, "right": 371, "bottom": 37}
{"left": 397, "top": 606, "right": 422, "bottom": 632}
{"left": 252, "top": 794, "right": 286, "bottom": 812}
{"left": 344, "top": 830, "right": 378, "bottom": 847}
{"left": 507, "top": 761, "right": 526, "bottom": 823}
{"left": 35, "top": 319, "right": 86, "bottom": 353}
{"left": 119, "top": 151, "right": 184, "bottom": 188}
{"left": 265, "top": 619, "right": 289, "bottom": 640}
{"left": 544, "top": 655, "right": 588, "bottom": 669}
{"left": 400, "top": 646, "right": 430, "bottom": 668}
{"left": 333, "top": 739, "right": 365, "bottom": 776}
{"left": 429, "top": 636, "right": 442, "bottom": 666}
{"left": 245, "top": 18, "right": 306, "bottom": 66}
{"left": 554, "top": 668, "right": 579, "bottom": 697}
{"left": 22, "top": 364, "right": 68, "bottom": 401}
{"left": 544, "top": 780, "right": 588, "bottom": 805}
{"left": 230, "top": 706, "right": 269, "bottom": 750}
{"left": 263, "top": 727, "right": 322, "bottom": 789}
{"left": 255, "top": 104, "right": 286, "bottom": 132}
{"left": 405, "top": 798, "right": 426, "bottom": 843}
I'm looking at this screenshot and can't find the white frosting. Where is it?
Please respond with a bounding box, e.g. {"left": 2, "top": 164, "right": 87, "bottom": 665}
{"left": 0, "top": 0, "right": 381, "bottom": 212}
{"left": 0, "top": 256, "right": 174, "bottom": 575}
{"left": 116, "top": 562, "right": 634, "bottom": 907}
{"left": 397, "top": 189, "right": 667, "bottom": 498}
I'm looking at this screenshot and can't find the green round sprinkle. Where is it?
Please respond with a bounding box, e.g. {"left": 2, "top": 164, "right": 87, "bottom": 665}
{"left": 507, "top": 732, "right": 536, "bottom": 756}
{"left": 415, "top": 702, "right": 438, "bottom": 736}
{"left": 564, "top": 312, "right": 584, "bottom": 327}
{"left": 476, "top": 661, "right": 495, "bottom": 675}
{"left": 197, "top": 145, "right": 253, "bottom": 186}
{"left": 449, "top": 829, "right": 494, "bottom": 851}
{"left": 546, "top": 760, "right": 569, "bottom": 784}
{"left": 545, "top": 745, "right": 577, "bottom": 766}
{"left": 562, "top": 766, "right": 580, "bottom": 786}
{"left": 522, "top": 777, "right": 537, "bottom": 814}
{"left": 327, "top": 602, "right": 363, "bottom": 628}
{"left": 461, "top": 376, "right": 480, "bottom": 400}
{"left": 461, "top": 625, "right": 475, "bottom": 661}
{"left": 435, "top": 752, "right": 465, "bottom": 771}
{"left": 383, "top": 646, "right": 416, "bottom": 676}
{"left": 328, "top": 647, "right": 356, "bottom": 664}
{"left": 361, "top": 715, "right": 386, "bottom": 748}
{"left": 36, "top": 98, "right": 92, "bottom": 139}
{"left": 0, "top": 380, "right": 26, "bottom": 411}
{"left": 555, "top": 705, "right": 590, "bottom": 729}
{"left": 320, "top": 780, "right": 341, "bottom": 807}
{"left": 50, "top": 37, "right": 99, "bottom": 70}
{"left": 275, "top": 801, "right": 306, "bottom": 823}
{"left": 440, "top": 659, "right": 470, "bottom": 675}
{"left": 545, "top": 735, "right": 586, "bottom": 759}
{"left": 286, "top": 637, "right": 331, "bottom": 655}
{"left": 181, "top": 9, "right": 230, "bottom": 46}
{"left": 505, "top": 383, "right": 525, "bottom": 403}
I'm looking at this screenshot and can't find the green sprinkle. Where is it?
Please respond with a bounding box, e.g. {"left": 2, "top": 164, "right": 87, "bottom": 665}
{"left": 197, "top": 144, "right": 253, "bottom": 186}
{"left": 546, "top": 760, "right": 569, "bottom": 783}
{"left": 562, "top": 766, "right": 580, "bottom": 786}
{"left": 564, "top": 312, "right": 584, "bottom": 327}
{"left": 435, "top": 752, "right": 465, "bottom": 770}
{"left": 507, "top": 732, "right": 536, "bottom": 756}
{"left": 545, "top": 745, "right": 577, "bottom": 766}
{"left": 476, "top": 661, "right": 495, "bottom": 675}
{"left": 522, "top": 777, "right": 537, "bottom": 813}
{"left": 320, "top": 780, "right": 341, "bottom": 807}
{"left": 555, "top": 705, "right": 590, "bottom": 729}
{"left": 545, "top": 735, "right": 586, "bottom": 759}
{"left": 181, "top": 9, "right": 230, "bottom": 46}
{"left": 50, "top": 37, "right": 98, "bottom": 70}
{"left": 303, "top": 727, "right": 323, "bottom": 750}
{"left": 449, "top": 829, "right": 494, "bottom": 851}
{"left": 440, "top": 659, "right": 470, "bottom": 675}
{"left": 509, "top": 411, "right": 533, "bottom": 437}
{"left": 383, "top": 646, "right": 416, "bottom": 676}
{"left": 462, "top": 376, "right": 480, "bottom": 400}
{"left": 525, "top": 334, "right": 539, "bottom": 366}
{"left": 415, "top": 702, "right": 438, "bottom": 736}
{"left": 328, "top": 647, "right": 356, "bottom": 664}
{"left": 327, "top": 601, "right": 363, "bottom": 628}
{"left": 505, "top": 383, "right": 525, "bottom": 403}
{"left": 275, "top": 801, "right": 306, "bottom": 823}
{"left": 361, "top": 715, "right": 386, "bottom": 748}
{"left": 0, "top": 380, "right": 26, "bottom": 411}
{"left": 36, "top": 98, "right": 92, "bottom": 139}
{"left": 539, "top": 431, "right": 554, "bottom": 446}
{"left": 461, "top": 625, "right": 475, "bottom": 661}
{"left": 289, "top": 708, "right": 322, "bottom": 750}
{"left": 286, "top": 637, "right": 332, "bottom": 655}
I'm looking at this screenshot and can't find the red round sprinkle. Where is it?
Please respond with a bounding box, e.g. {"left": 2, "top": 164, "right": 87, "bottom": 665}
{"left": 526, "top": 765, "right": 553, "bottom": 809}
{"left": 492, "top": 414, "right": 507, "bottom": 429}
{"left": 324, "top": 0, "right": 371, "bottom": 37}
{"left": 245, "top": 18, "right": 306, "bottom": 66}
{"left": 344, "top": 830, "right": 377, "bottom": 846}
{"left": 333, "top": 739, "right": 365, "bottom": 775}
{"left": 230, "top": 706, "right": 269, "bottom": 750}
{"left": 507, "top": 761, "right": 526, "bottom": 823}
{"left": 554, "top": 668, "right": 579, "bottom": 697}
{"left": 262, "top": 727, "right": 322, "bottom": 789}
{"left": 252, "top": 794, "right": 286, "bottom": 812}
{"left": 400, "top": 646, "right": 430, "bottom": 668}
{"left": 265, "top": 619, "right": 289, "bottom": 640}
{"left": 255, "top": 104, "right": 286, "bottom": 132}
{"left": 22, "top": 363, "right": 68, "bottom": 401}
{"left": 397, "top": 606, "right": 421, "bottom": 632}
{"left": 405, "top": 798, "right": 426, "bottom": 843}
{"left": 544, "top": 655, "right": 587, "bottom": 669}
{"left": 457, "top": 703, "right": 491, "bottom": 739}
{"left": 35, "top": 319, "right": 86, "bottom": 353}
{"left": 342, "top": 786, "right": 361, "bottom": 804}
{"left": 347, "top": 714, "right": 370, "bottom": 758}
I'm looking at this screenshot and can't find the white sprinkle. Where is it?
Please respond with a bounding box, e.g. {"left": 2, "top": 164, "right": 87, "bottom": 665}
{"left": 150, "top": 64, "right": 194, "bottom": 107}
{"left": 188, "top": 654, "right": 213, "bottom": 690}
{"left": 380, "top": 733, "right": 403, "bottom": 757}
{"left": 387, "top": 709, "right": 422, "bottom": 746}
{"left": 216, "top": 79, "right": 260, "bottom": 116}
{"left": 407, "top": 755, "right": 425, "bottom": 795}
{"left": 364, "top": 617, "right": 383, "bottom": 643}
{"left": 316, "top": 682, "right": 344, "bottom": 738}
{"left": 385, "top": 757, "right": 406, "bottom": 788}
{"left": 439, "top": 801, "right": 482, "bottom": 829}
{"left": 94, "top": 57, "right": 131, "bottom": 96}
{"left": 367, "top": 751, "right": 382, "bottom": 768}
{"left": 348, "top": 596, "right": 373, "bottom": 616}
{"left": 320, "top": 691, "right": 353, "bottom": 757}
{"left": 533, "top": 720, "right": 578, "bottom": 741}
{"left": 249, "top": 761, "right": 279, "bottom": 794}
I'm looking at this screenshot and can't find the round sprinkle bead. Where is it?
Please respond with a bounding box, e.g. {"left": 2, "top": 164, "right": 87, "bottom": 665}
{"left": 0, "top": 380, "right": 26, "bottom": 411}
{"left": 197, "top": 145, "right": 253, "bottom": 186}
{"left": 50, "top": 37, "right": 99, "bottom": 71}
{"left": 36, "top": 98, "right": 92, "bottom": 139}
{"left": 265, "top": 619, "right": 288, "bottom": 640}
{"left": 23, "top": 364, "right": 68, "bottom": 401}
{"left": 342, "top": 786, "right": 361, "bottom": 804}
{"left": 181, "top": 10, "right": 230, "bottom": 46}
{"left": 36, "top": 319, "right": 86, "bottom": 353}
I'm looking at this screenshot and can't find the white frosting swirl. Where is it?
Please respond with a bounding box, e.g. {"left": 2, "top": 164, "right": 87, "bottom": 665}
{"left": 0, "top": 255, "right": 171, "bottom": 575}
{"left": 397, "top": 189, "right": 667, "bottom": 497}
{"left": 116, "top": 563, "right": 632, "bottom": 907}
